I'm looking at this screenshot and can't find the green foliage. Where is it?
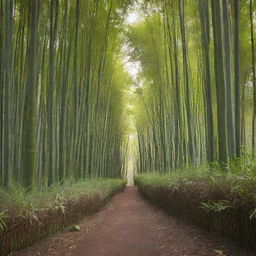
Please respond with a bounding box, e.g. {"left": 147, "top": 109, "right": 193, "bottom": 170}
{"left": 0, "top": 179, "right": 125, "bottom": 219}
{"left": 128, "top": 0, "right": 256, "bottom": 174}
{"left": 0, "top": 211, "right": 7, "bottom": 232}
{"left": 135, "top": 166, "right": 256, "bottom": 249}
{"left": 0, "top": 178, "right": 125, "bottom": 256}
{"left": 135, "top": 162, "right": 256, "bottom": 215}
{"left": 68, "top": 224, "right": 80, "bottom": 232}
{"left": 0, "top": 0, "right": 132, "bottom": 189}
{"left": 201, "top": 200, "right": 231, "bottom": 212}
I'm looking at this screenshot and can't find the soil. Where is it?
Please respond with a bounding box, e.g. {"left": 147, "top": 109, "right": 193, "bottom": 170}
{"left": 13, "top": 187, "right": 255, "bottom": 256}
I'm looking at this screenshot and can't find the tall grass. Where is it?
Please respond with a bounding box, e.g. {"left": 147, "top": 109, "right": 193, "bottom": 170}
{"left": 0, "top": 178, "right": 126, "bottom": 255}
{"left": 135, "top": 161, "right": 256, "bottom": 249}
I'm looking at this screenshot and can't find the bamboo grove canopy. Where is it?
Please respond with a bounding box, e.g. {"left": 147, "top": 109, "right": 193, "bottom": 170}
{"left": 0, "top": 0, "right": 132, "bottom": 189}
{"left": 128, "top": 0, "right": 256, "bottom": 173}
{"left": 1, "top": 0, "right": 256, "bottom": 189}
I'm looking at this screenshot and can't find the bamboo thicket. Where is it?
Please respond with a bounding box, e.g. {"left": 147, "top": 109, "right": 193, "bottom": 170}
{"left": 0, "top": 0, "right": 131, "bottom": 189}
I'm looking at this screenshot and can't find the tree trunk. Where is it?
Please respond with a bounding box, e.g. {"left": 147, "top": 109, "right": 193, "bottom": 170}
{"left": 211, "top": 0, "right": 229, "bottom": 167}
{"left": 22, "top": 0, "right": 39, "bottom": 190}
{"left": 234, "top": 0, "right": 241, "bottom": 157}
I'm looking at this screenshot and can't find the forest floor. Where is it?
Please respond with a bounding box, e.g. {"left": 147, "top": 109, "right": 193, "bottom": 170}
{"left": 13, "top": 187, "right": 255, "bottom": 256}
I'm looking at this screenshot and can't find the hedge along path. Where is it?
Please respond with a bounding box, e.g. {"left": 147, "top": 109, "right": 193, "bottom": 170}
{"left": 15, "top": 187, "right": 254, "bottom": 256}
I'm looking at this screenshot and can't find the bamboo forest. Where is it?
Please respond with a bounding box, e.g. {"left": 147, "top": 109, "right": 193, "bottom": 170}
{"left": 1, "top": 0, "right": 256, "bottom": 255}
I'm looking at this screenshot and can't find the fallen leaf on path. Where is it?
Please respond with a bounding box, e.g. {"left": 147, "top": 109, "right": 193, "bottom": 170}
{"left": 214, "top": 249, "right": 226, "bottom": 256}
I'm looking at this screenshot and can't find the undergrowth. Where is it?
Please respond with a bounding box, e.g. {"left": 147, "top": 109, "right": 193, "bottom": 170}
{"left": 0, "top": 178, "right": 125, "bottom": 255}
{"left": 0, "top": 178, "right": 124, "bottom": 220}
{"left": 135, "top": 159, "right": 256, "bottom": 249}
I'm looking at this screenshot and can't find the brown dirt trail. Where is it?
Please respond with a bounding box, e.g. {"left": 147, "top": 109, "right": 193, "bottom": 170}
{"left": 15, "top": 187, "right": 255, "bottom": 256}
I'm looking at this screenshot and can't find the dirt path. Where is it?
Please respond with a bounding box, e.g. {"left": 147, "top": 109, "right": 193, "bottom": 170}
{"left": 15, "top": 187, "right": 255, "bottom": 256}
